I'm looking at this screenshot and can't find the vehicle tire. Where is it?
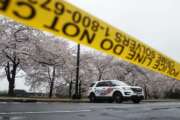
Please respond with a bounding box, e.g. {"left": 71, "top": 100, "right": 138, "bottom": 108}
{"left": 132, "top": 99, "right": 141, "bottom": 104}
{"left": 89, "top": 93, "right": 96, "bottom": 103}
{"left": 113, "top": 92, "right": 123, "bottom": 103}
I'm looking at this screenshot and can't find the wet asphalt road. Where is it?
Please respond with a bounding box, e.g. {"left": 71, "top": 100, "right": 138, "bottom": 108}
{"left": 0, "top": 102, "right": 180, "bottom": 120}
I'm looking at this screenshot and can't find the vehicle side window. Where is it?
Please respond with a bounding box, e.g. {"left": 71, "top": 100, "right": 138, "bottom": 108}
{"left": 111, "top": 82, "right": 117, "bottom": 86}
{"left": 96, "top": 81, "right": 112, "bottom": 87}
{"left": 96, "top": 82, "right": 105, "bottom": 87}
{"left": 106, "top": 81, "right": 113, "bottom": 87}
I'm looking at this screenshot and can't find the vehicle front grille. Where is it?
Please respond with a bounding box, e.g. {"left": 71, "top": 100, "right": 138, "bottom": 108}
{"left": 131, "top": 88, "right": 142, "bottom": 93}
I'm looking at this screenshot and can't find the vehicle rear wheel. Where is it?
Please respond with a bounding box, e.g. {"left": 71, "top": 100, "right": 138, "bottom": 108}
{"left": 89, "top": 93, "right": 96, "bottom": 103}
{"left": 113, "top": 92, "right": 123, "bottom": 103}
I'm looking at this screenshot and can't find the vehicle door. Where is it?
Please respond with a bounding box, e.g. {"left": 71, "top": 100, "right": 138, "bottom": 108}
{"left": 94, "top": 81, "right": 106, "bottom": 97}
{"left": 95, "top": 81, "right": 113, "bottom": 97}
{"left": 101, "top": 81, "right": 114, "bottom": 97}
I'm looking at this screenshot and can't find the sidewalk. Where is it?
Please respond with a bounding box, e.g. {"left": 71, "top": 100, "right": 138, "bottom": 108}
{"left": 0, "top": 97, "right": 179, "bottom": 103}
{"left": 0, "top": 97, "right": 88, "bottom": 103}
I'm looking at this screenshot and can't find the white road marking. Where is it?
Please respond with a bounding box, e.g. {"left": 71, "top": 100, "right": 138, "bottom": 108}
{"left": 0, "top": 110, "right": 92, "bottom": 115}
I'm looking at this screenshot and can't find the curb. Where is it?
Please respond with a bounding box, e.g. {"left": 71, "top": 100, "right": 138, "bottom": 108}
{"left": 0, "top": 98, "right": 89, "bottom": 103}
{"left": 142, "top": 100, "right": 180, "bottom": 103}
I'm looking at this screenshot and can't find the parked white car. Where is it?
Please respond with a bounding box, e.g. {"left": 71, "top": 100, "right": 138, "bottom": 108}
{"left": 88, "top": 80, "right": 144, "bottom": 103}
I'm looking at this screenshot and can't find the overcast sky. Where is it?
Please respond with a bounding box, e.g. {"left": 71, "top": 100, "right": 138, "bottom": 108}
{"left": 68, "top": 0, "right": 180, "bottom": 62}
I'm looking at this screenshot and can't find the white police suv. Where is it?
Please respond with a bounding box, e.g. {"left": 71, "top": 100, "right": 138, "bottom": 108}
{"left": 88, "top": 80, "right": 144, "bottom": 103}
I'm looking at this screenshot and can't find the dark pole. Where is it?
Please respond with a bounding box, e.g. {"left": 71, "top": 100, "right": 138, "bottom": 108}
{"left": 75, "top": 44, "right": 80, "bottom": 99}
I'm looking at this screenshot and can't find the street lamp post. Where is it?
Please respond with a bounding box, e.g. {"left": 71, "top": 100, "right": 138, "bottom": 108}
{"left": 74, "top": 44, "right": 80, "bottom": 99}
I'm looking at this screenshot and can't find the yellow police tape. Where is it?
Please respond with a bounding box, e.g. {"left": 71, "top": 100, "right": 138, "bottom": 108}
{"left": 0, "top": 0, "right": 180, "bottom": 80}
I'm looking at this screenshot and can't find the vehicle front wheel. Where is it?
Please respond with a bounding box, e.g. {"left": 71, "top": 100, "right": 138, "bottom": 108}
{"left": 89, "top": 93, "right": 96, "bottom": 103}
{"left": 113, "top": 92, "right": 123, "bottom": 103}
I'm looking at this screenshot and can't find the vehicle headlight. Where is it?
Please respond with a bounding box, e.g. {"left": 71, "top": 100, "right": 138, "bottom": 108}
{"left": 122, "top": 87, "right": 131, "bottom": 90}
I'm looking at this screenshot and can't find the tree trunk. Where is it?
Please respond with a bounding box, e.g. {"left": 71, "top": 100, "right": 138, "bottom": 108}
{"left": 49, "top": 66, "right": 55, "bottom": 98}
{"left": 5, "top": 61, "right": 19, "bottom": 97}
{"left": 8, "top": 80, "right": 15, "bottom": 96}
{"left": 98, "top": 72, "right": 102, "bottom": 81}
{"left": 78, "top": 81, "right": 82, "bottom": 99}
{"left": 49, "top": 81, "right": 54, "bottom": 98}
{"left": 144, "top": 85, "right": 148, "bottom": 100}
{"left": 69, "top": 81, "right": 72, "bottom": 98}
